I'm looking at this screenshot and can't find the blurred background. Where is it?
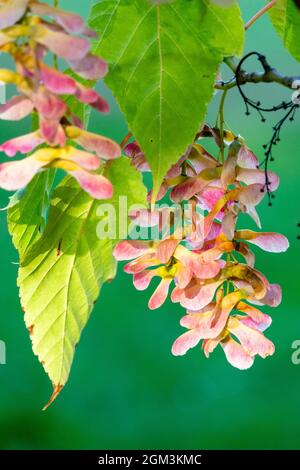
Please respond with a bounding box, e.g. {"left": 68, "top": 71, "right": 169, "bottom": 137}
{"left": 0, "top": 0, "right": 300, "bottom": 450}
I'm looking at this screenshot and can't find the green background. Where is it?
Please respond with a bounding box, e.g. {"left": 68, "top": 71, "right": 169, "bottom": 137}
{"left": 0, "top": 0, "right": 300, "bottom": 450}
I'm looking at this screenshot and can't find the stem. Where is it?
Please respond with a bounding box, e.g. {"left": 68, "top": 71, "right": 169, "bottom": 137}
{"left": 219, "top": 89, "right": 228, "bottom": 163}
{"left": 53, "top": 54, "right": 58, "bottom": 69}
{"left": 223, "top": 56, "right": 237, "bottom": 74}
{"left": 222, "top": 279, "right": 230, "bottom": 296}
{"left": 53, "top": 0, "right": 59, "bottom": 67}
{"left": 120, "top": 132, "right": 132, "bottom": 149}
{"left": 244, "top": 1, "right": 276, "bottom": 31}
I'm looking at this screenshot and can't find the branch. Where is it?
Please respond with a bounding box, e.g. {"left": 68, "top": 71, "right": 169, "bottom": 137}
{"left": 215, "top": 55, "right": 300, "bottom": 91}
{"left": 244, "top": 1, "right": 276, "bottom": 31}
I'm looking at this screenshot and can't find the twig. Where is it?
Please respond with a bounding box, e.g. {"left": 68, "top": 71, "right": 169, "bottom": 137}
{"left": 229, "top": 52, "right": 299, "bottom": 206}
{"left": 216, "top": 56, "right": 300, "bottom": 91}
{"left": 234, "top": 52, "right": 297, "bottom": 116}
{"left": 244, "top": 1, "right": 276, "bottom": 31}
{"left": 260, "top": 105, "right": 298, "bottom": 205}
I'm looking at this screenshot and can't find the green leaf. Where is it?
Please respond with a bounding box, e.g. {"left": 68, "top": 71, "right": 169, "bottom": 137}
{"left": 268, "top": 0, "right": 300, "bottom": 62}
{"left": 89, "top": 0, "right": 244, "bottom": 198}
{"left": 8, "top": 171, "right": 56, "bottom": 258}
{"left": 17, "top": 158, "right": 146, "bottom": 408}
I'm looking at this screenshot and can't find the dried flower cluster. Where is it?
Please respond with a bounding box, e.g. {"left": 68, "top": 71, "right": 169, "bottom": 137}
{"left": 0, "top": 0, "right": 120, "bottom": 198}
{"left": 115, "top": 127, "right": 289, "bottom": 369}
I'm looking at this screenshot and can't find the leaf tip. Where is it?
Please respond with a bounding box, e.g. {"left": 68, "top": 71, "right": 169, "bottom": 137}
{"left": 42, "top": 384, "right": 64, "bottom": 411}
{"left": 27, "top": 324, "right": 34, "bottom": 336}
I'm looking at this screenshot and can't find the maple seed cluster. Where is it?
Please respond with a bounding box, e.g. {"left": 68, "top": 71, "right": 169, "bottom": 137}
{"left": 115, "top": 127, "right": 289, "bottom": 369}
{"left": 0, "top": 0, "right": 121, "bottom": 199}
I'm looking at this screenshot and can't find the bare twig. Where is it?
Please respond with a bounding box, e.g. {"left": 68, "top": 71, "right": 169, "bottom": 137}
{"left": 216, "top": 56, "right": 300, "bottom": 91}
{"left": 244, "top": 1, "right": 276, "bottom": 31}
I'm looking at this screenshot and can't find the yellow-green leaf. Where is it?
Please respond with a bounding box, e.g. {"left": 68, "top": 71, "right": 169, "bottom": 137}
{"left": 17, "top": 158, "right": 146, "bottom": 408}
{"left": 90, "top": 0, "right": 244, "bottom": 199}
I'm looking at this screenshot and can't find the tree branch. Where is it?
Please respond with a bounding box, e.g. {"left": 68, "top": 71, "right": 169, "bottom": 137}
{"left": 215, "top": 56, "right": 300, "bottom": 91}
